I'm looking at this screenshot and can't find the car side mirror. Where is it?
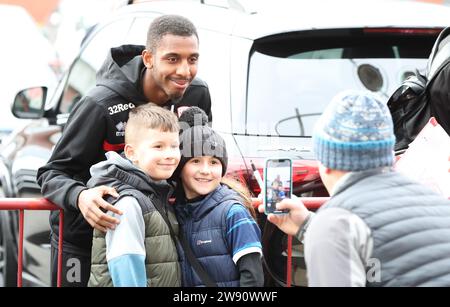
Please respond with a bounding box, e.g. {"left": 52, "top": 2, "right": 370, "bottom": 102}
{"left": 12, "top": 87, "right": 47, "bottom": 119}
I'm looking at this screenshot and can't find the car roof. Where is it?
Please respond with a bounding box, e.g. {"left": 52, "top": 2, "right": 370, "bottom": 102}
{"left": 117, "top": 0, "right": 450, "bottom": 39}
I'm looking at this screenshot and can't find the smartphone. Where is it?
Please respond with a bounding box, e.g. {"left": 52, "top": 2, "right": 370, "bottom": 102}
{"left": 264, "top": 158, "right": 292, "bottom": 214}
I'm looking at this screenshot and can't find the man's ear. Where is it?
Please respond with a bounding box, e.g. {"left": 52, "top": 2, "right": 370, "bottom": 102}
{"left": 142, "top": 49, "right": 153, "bottom": 69}
{"left": 124, "top": 143, "right": 136, "bottom": 163}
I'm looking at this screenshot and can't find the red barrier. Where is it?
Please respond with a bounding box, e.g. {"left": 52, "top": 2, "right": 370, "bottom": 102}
{"left": 252, "top": 197, "right": 329, "bottom": 287}
{"left": 286, "top": 198, "right": 328, "bottom": 287}
{"left": 251, "top": 197, "right": 329, "bottom": 210}
{"left": 1, "top": 197, "right": 327, "bottom": 288}
{"left": 0, "top": 198, "right": 63, "bottom": 287}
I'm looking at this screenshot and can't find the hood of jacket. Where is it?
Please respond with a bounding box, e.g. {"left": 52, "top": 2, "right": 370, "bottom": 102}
{"left": 88, "top": 151, "right": 173, "bottom": 198}
{"left": 95, "top": 44, "right": 209, "bottom": 108}
{"left": 175, "top": 184, "right": 242, "bottom": 221}
{"left": 96, "top": 44, "right": 148, "bottom": 104}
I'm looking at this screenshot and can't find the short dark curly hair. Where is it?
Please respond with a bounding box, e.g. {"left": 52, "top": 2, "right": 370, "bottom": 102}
{"left": 146, "top": 14, "right": 199, "bottom": 53}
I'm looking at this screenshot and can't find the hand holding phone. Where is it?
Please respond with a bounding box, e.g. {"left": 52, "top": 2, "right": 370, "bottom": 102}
{"left": 264, "top": 158, "right": 292, "bottom": 215}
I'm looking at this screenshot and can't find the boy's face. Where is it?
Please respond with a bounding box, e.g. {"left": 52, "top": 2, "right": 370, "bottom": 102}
{"left": 181, "top": 156, "right": 222, "bottom": 199}
{"left": 125, "top": 128, "right": 180, "bottom": 181}
{"left": 143, "top": 34, "right": 199, "bottom": 101}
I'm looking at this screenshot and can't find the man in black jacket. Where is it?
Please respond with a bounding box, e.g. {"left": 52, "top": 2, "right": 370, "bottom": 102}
{"left": 37, "top": 14, "right": 212, "bottom": 287}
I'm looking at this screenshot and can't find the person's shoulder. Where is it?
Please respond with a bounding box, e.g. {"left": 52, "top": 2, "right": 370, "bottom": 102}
{"left": 225, "top": 203, "right": 251, "bottom": 220}
{"left": 313, "top": 207, "right": 353, "bottom": 222}
{"left": 114, "top": 195, "right": 142, "bottom": 213}
{"left": 75, "top": 92, "right": 136, "bottom": 126}
{"left": 309, "top": 207, "right": 366, "bottom": 239}
{"left": 64, "top": 93, "right": 110, "bottom": 122}
{"left": 228, "top": 202, "right": 247, "bottom": 211}
{"left": 71, "top": 90, "right": 111, "bottom": 114}
{"left": 189, "top": 77, "right": 209, "bottom": 89}
{"left": 87, "top": 85, "right": 127, "bottom": 107}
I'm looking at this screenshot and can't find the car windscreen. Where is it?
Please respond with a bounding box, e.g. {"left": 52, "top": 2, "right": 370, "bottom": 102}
{"left": 246, "top": 28, "right": 440, "bottom": 137}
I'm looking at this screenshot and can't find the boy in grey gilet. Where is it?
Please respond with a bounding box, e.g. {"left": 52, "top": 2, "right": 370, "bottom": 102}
{"left": 88, "top": 105, "right": 182, "bottom": 287}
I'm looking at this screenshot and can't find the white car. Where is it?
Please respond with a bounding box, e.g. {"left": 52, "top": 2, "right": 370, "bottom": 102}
{"left": 0, "top": 4, "right": 58, "bottom": 142}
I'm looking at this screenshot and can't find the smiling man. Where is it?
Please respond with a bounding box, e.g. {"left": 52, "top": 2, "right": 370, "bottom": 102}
{"left": 37, "top": 15, "right": 211, "bottom": 287}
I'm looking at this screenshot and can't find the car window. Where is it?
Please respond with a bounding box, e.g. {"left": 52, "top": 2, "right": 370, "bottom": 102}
{"left": 246, "top": 29, "right": 438, "bottom": 137}
{"left": 59, "top": 18, "right": 133, "bottom": 114}
{"left": 123, "top": 16, "right": 160, "bottom": 45}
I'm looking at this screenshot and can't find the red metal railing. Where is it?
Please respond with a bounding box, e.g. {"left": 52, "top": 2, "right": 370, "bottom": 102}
{"left": 1, "top": 197, "right": 327, "bottom": 288}
{"left": 285, "top": 197, "right": 328, "bottom": 287}
{"left": 252, "top": 197, "right": 329, "bottom": 287}
{"left": 0, "top": 198, "right": 63, "bottom": 287}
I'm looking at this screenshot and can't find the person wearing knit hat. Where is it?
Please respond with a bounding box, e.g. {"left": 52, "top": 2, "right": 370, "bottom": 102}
{"left": 173, "top": 111, "right": 264, "bottom": 287}
{"left": 178, "top": 106, "right": 209, "bottom": 133}
{"left": 313, "top": 90, "right": 395, "bottom": 172}
{"left": 174, "top": 106, "right": 225, "bottom": 177}
{"left": 178, "top": 125, "right": 228, "bottom": 176}
{"left": 258, "top": 90, "right": 450, "bottom": 287}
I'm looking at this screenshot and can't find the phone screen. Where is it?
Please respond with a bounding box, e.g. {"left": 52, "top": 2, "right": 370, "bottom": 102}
{"left": 264, "top": 158, "right": 292, "bottom": 214}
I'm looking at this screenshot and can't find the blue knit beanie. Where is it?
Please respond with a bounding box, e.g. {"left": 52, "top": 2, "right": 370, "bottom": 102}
{"left": 313, "top": 90, "right": 395, "bottom": 171}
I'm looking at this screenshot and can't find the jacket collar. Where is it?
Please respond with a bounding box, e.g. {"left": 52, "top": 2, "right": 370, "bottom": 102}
{"left": 176, "top": 184, "right": 240, "bottom": 221}
{"left": 332, "top": 167, "right": 394, "bottom": 196}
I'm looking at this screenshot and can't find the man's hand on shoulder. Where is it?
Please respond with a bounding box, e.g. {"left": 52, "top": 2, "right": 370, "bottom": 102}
{"left": 78, "top": 186, "right": 122, "bottom": 233}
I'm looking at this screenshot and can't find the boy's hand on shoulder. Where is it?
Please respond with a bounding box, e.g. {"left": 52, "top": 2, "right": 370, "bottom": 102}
{"left": 77, "top": 186, "right": 122, "bottom": 233}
